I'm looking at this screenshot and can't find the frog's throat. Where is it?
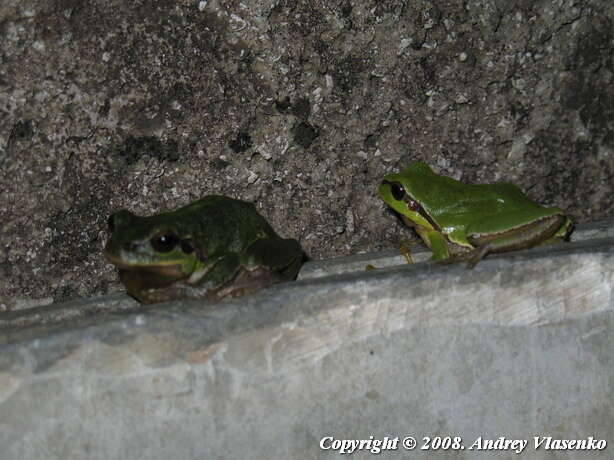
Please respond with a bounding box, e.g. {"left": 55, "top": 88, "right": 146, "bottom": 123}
{"left": 401, "top": 213, "right": 439, "bottom": 232}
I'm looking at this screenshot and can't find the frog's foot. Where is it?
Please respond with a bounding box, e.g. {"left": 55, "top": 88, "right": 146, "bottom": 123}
{"left": 462, "top": 246, "right": 490, "bottom": 269}
{"left": 397, "top": 238, "right": 421, "bottom": 264}
{"left": 399, "top": 243, "right": 414, "bottom": 264}
{"left": 432, "top": 248, "right": 482, "bottom": 268}
{"left": 435, "top": 257, "right": 457, "bottom": 266}
{"left": 210, "top": 266, "right": 283, "bottom": 300}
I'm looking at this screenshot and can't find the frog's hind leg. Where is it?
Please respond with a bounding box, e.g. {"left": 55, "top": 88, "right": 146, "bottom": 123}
{"left": 245, "top": 237, "right": 305, "bottom": 281}
{"left": 210, "top": 237, "right": 304, "bottom": 299}
{"left": 277, "top": 250, "right": 305, "bottom": 280}
{"left": 464, "top": 214, "right": 567, "bottom": 268}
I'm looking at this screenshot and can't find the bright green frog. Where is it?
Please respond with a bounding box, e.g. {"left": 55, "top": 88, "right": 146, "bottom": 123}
{"left": 105, "top": 195, "right": 304, "bottom": 303}
{"left": 379, "top": 162, "right": 573, "bottom": 267}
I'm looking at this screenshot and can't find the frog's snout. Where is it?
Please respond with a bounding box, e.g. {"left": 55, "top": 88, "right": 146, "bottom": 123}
{"left": 122, "top": 241, "right": 140, "bottom": 252}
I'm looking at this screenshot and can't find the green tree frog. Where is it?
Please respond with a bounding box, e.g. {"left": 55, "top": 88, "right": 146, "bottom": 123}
{"left": 379, "top": 162, "right": 573, "bottom": 267}
{"left": 105, "top": 195, "right": 304, "bottom": 303}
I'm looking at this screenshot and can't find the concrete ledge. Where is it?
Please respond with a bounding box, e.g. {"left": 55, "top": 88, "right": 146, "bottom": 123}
{"left": 0, "top": 224, "right": 613, "bottom": 459}
{"left": 298, "top": 218, "right": 614, "bottom": 279}
{"left": 1, "top": 220, "right": 612, "bottom": 331}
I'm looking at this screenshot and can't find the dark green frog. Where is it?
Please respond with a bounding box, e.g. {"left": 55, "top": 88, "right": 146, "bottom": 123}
{"left": 105, "top": 196, "right": 304, "bottom": 303}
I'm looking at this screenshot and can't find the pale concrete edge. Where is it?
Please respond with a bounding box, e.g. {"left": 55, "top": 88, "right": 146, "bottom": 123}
{"left": 299, "top": 219, "right": 614, "bottom": 277}
{"left": 0, "top": 235, "right": 613, "bottom": 348}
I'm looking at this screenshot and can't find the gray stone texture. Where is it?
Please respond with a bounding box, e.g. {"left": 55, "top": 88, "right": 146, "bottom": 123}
{"left": 1, "top": 0, "right": 614, "bottom": 308}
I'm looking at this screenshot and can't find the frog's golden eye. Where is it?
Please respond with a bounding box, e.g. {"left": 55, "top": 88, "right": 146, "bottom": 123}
{"left": 151, "top": 233, "right": 179, "bottom": 252}
{"left": 390, "top": 182, "right": 406, "bottom": 201}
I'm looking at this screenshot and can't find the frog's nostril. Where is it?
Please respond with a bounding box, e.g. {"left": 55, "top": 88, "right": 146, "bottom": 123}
{"left": 181, "top": 240, "right": 194, "bottom": 254}
{"left": 124, "top": 242, "right": 139, "bottom": 252}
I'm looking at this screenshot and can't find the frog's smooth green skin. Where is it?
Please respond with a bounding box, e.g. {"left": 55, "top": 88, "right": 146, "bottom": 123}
{"left": 104, "top": 195, "right": 305, "bottom": 304}
{"left": 379, "top": 162, "right": 573, "bottom": 268}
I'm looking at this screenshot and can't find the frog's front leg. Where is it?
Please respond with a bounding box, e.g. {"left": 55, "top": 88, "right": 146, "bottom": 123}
{"left": 419, "top": 229, "right": 453, "bottom": 261}
{"left": 399, "top": 243, "right": 414, "bottom": 264}
{"left": 464, "top": 214, "right": 568, "bottom": 268}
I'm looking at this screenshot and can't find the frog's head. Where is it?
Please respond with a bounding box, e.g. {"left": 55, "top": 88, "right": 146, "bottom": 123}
{"left": 378, "top": 162, "right": 437, "bottom": 231}
{"left": 104, "top": 209, "right": 200, "bottom": 280}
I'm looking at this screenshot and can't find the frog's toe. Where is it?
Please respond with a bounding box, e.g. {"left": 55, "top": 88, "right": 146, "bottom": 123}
{"left": 464, "top": 246, "right": 489, "bottom": 269}
{"left": 435, "top": 257, "right": 456, "bottom": 266}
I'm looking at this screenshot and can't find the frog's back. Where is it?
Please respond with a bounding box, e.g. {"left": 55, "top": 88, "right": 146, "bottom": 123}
{"left": 169, "top": 196, "right": 279, "bottom": 252}
{"left": 195, "top": 195, "right": 276, "bottom": 230}
{"left": 414, "top": 169, "right": 559, "bottom": 229}
{"left": 403, "top": 165, "right": 515, "bottom": 217}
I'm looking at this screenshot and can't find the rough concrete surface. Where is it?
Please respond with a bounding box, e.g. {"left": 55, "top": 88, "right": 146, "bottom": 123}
{"left": 1, "top": 0, "right": 614, "bottom": 308}
{"left": 0, "top": 236, "right": 612, "bottom": 459}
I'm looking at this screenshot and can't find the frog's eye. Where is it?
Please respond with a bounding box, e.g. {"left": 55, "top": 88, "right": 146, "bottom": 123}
{"left": 151, "top": 233, "right": 180, "bottom": 252}
{"left": 390, "top": 182, "right": 406, "bottom": 201}
{"left": 107, "top": 216, "right": 115, "bottom": 232}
